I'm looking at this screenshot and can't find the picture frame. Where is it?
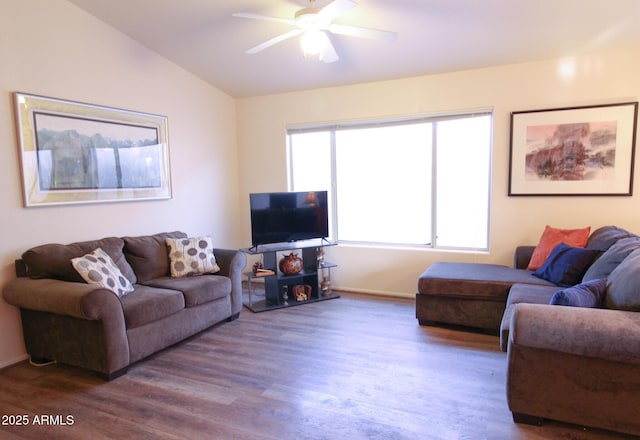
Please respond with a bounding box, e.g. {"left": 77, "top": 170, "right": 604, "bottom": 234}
{"left": 14, "top": 92, "right": 172, "bottom": 207}
{"left": 508, "top": 102, "right": 638, "bottom": 196}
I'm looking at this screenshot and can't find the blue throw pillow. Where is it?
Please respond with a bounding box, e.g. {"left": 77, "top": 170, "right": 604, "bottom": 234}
{"left": 549, "top": 278, "right": 607, "bottom": 307}
{"left": 532, "top": 242, "right": 601, "bottom": 287}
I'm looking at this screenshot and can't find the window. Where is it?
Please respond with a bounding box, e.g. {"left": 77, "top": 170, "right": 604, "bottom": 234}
{"left": 288, "top": 112, "right": 492, "bottom": 250}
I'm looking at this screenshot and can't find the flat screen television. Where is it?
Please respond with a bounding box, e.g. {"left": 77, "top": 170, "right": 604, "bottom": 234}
{"left": 250, "top": 191, "right": 329, "bottom": 247}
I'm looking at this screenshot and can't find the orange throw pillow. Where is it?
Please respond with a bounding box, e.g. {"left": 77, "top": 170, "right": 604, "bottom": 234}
{"left": 527, "top": 225, "right": 591, "bottom": 270}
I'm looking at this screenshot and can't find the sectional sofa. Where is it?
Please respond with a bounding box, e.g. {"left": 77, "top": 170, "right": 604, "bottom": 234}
{"left": 416, "top": 225, "right": 640, "bottom": 436}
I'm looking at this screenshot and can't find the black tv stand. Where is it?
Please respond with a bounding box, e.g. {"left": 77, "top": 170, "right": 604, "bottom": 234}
{"left": 240, "top": 239, "right": 338, "bottom": 312}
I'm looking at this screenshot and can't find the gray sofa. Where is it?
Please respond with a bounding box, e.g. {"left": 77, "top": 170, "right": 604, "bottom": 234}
{"left": 416, "top": 226, "right": 640, "bottom": 436}
{"left": 3, "top": 231, "right": 246, "bottom": 380}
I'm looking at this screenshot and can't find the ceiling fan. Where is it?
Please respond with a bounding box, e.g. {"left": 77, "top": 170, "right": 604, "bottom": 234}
{"left": 232, "top": 0, "right": 397, "bottom": 63}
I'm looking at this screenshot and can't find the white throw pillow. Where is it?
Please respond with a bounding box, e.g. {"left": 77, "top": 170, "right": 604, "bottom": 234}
{"left": 166, "top": 236, "right": 220, "bottom": 278}
{"left": 71, "top": 248, "right": 135, "bottom": 297}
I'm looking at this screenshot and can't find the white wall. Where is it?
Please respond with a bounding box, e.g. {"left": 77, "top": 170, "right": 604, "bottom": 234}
{"left": 237, "top": 48, "right": 640, "bottom": 297}
{"left": 0, "top": 0, "right": 241, "bottom": 367}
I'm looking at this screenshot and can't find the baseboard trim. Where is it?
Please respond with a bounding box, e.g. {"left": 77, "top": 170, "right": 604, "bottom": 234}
{"left": 0, "top": 353, "right": 29, "bottom": 370}
{"left": 332, "top": 287, "right": 414, "bottom": 300}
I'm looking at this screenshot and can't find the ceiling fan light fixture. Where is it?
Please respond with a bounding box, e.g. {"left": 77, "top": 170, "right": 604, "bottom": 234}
{"left": 300, "top": 30, "right": 328, "bottom": 57}
{"left": 234, "top": 0, "right": 396, "bottom": 62}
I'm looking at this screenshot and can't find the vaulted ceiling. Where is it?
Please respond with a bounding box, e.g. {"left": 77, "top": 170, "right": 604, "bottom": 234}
{"left": 66, "top": 0, "right": 640, "bottom": 98}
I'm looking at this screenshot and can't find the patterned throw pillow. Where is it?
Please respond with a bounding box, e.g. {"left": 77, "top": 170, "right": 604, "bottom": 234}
{"left": 71, "top": 248, "right": 135, "bottom": 297}
{"left": 166, "top": 236, "right": 220, "bottom": 278}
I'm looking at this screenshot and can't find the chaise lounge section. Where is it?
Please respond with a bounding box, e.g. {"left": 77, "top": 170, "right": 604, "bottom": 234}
{"left": 415, "top": 259, "right": 555, "bottom": 333}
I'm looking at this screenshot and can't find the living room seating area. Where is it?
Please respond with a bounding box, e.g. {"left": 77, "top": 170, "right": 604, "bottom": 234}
{"left": 3, "top": 293, "right": 635, "bottom": 439}
{"left": 417, "top": 225, "right": 640, "bottom": 436}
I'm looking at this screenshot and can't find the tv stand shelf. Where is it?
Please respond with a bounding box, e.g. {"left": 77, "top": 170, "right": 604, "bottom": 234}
{"left": 241, "top": 239, "right": 338, "bottom": 312}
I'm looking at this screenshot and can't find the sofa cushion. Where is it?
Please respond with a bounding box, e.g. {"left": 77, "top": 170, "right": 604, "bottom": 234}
{"left": 123, "top": 231, "right": 187, "bottom": 283}
{"left": 166, "top": 236, "right": 220, "bottom": 278}
{"left": 71, "top": 248, "right": 135, "bottom": 297}
{"left": 606, "top": 248, "right": 640, "bottom": 311}
{"left": 506, "top": 283, "right": 561, "bottom": 306}
{"left": 418, "top": 262, "right": 555, "bottom": 301}
{"left": 499, "top": 283, "right": 559, "bottom": 351}
{"left": 120, "top": 285, "right": 185, "bottom": 329}
{"left": 549, "top": 278, "right": 607, "bottom": 308}
{"left": 22, "top": 237, "right": 136, "bottom": 284}
{"left": 532, "top": 243, "right": 600, "bottom": 287}
{"left": 144, "top": 275, "right": 231, "bottom": 307}
{"left": 585, "top": 225, "right": 636, "bottom": 251}
{"left": 582, "top": 236, "right": 640, "bottom": 282}
{"left": 527, "top": 225, "right": 591, "bottom": 270}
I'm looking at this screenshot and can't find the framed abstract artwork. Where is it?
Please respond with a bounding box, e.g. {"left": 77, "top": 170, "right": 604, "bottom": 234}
{"left": 509, "top": 102, "right": 638, "bottom": 196}
{"left": 14, "top": 92, "right": 172, "bottom": 207}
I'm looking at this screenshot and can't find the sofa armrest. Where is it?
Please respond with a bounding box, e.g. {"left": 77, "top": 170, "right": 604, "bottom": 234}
{"left": 213, "top": 248, "right": 247, "bottom": 315}
{"left": 3, "top": 277, "right": 124, "bottom": 321}
{"left": 3, "top": 277, "right": 130, "bottom": 378}
{"left": 509, "top": 303, "right": 640, "bottom": 365}
{"left": 513, "top": 246, "right": 535, "bottom": 269}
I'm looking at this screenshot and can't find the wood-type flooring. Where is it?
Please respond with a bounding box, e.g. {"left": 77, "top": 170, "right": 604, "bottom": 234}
{"left": 0, "top": 292, "right": 635, "bottom": 439}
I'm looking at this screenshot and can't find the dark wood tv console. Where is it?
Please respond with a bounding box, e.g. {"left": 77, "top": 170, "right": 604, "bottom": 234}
{"left": 241, "top": 239, "right": 338, "bottom": 312}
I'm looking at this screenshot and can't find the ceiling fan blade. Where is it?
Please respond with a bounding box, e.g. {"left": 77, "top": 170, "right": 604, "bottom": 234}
{"left": 246, "top": 29, "right": 303, "bottom": 54}
{"left": 317, "top": 0, "right": 357, "bottom": 26}
{"left": 232, "top": 12, "right": 295, "bottom": 26}
{"left": 328, "top": 23, "right": 398, "bottom": 42}
{"left": 320, "top": 36, "right": 339, "bottom": 63}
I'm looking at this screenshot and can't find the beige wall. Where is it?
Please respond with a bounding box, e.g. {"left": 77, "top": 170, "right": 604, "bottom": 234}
{"left": 237, "top": 48, "right": 640, "bottom": 297}
{"left": 0, "top": 0, "right": 241, "bottom": 367}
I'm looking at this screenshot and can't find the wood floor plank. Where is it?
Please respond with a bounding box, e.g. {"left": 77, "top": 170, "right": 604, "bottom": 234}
{"left": 0, "top": 293, "right": 635, "bottom": 439}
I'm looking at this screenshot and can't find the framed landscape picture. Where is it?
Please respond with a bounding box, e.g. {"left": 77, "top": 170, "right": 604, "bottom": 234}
{"left": 509, "top": 102, "right": 638, "bottom": 196}
{"left": 14, "top": 92, "right": 172, "bottom": 207}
